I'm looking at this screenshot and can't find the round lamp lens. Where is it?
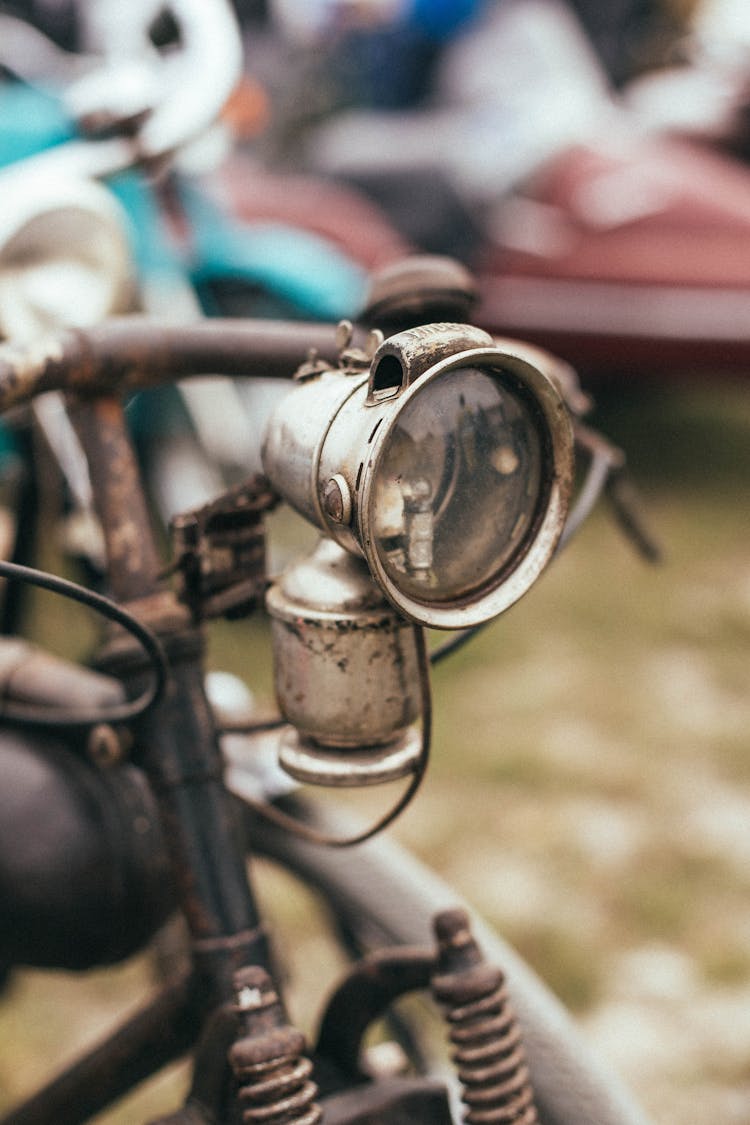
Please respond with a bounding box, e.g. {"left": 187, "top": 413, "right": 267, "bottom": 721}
{"left": 372, "top": 367, "right": 546, "bottom": 605}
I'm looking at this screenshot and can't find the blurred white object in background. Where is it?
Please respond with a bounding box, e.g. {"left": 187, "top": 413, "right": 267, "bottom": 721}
{"left": 270, "top": 0, "right": 405, "bottom": 43}
{"left": 694, "top": 0, "right": 750, "bottom": 64}
{"left": 626, "top": 0, "right": 750, "bottom": 138}
{"left": 69, "top": 0, "right": 243, "bottom": 161}
{"left": 307, "top": 0, "right": 615, "bottom": 203}
{"left": 0, "top": 174, "right": 132, "bottom": 340}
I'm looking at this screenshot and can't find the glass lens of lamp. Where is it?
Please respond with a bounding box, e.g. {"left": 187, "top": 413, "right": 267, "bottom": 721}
{"left": 372, "top": 367, "right": 546, "bottom": 604}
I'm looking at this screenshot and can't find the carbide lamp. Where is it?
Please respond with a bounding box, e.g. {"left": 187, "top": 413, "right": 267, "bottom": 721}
{"left": 260, "top": 322, "right": 573, "bottom": 793}
{"left": 262, "top": 323, "right": 574, "bottom": 630}
{"left": 265, "top": 536, "right": 424, "bottom": 787}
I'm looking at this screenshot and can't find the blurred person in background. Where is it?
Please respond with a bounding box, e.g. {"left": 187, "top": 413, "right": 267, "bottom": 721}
{"left": 263, "top": 0, "right": 620, "bottom": 256}
{"left": 247, "top": 2, "right": 750, "bottom": 254}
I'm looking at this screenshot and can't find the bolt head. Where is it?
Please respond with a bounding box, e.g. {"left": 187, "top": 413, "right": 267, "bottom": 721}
{"left": 322, "top": 474, "right": 352, "bottom": 525}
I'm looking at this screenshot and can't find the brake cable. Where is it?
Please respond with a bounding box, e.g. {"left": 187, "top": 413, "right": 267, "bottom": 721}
{"left": 0, "top": 559, "right": 168, "bottom": 728}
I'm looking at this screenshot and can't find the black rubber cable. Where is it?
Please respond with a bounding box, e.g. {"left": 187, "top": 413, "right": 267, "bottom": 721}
{"left": 0, "top": 559, "right": 168, "bottom": 728}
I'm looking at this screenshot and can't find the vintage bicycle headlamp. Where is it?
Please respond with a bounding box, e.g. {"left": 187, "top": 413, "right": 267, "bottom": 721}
{"left": 262, "top": 323, "right": 574, "bottom": 630}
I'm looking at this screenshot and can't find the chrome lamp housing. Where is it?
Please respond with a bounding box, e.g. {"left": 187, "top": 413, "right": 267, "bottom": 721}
{"left": 262, "top": 323, "right": 574, "bottom": 630}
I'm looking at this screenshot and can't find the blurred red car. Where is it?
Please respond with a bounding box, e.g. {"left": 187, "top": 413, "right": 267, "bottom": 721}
{"left": 474, "top": 135, "right": 750, "bottom": 379}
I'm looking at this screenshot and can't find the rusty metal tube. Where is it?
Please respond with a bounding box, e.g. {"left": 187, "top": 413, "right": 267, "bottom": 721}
{"left": 0, "top": 317, "right": 360, "bottom": 411}
{"left": 68, "top": 396, "right": 163, "bottom": 602}
{"left": 67, "top": 394, "right": 271, "bottom": 1001}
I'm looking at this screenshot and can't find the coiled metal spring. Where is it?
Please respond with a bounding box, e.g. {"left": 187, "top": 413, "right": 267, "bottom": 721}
{"left": 229, "top": 966, "right": 322, "bottom": 1125}
{"left": 432, "top": 909, "right": 539, "bottom": 1124}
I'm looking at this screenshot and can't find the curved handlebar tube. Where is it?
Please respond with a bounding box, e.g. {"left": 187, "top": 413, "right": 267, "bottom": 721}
{"left": 0, "top": 318, "right": 362, "bottom": 411}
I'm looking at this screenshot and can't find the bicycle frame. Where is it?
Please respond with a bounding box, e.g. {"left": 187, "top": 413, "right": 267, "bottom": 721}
{"left": 0, "top": 315, "right": 654, "bottom": 1125}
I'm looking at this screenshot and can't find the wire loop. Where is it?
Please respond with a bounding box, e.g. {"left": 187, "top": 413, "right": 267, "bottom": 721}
{"left": 0, "top": 560, "right": 168, "bottom": 728}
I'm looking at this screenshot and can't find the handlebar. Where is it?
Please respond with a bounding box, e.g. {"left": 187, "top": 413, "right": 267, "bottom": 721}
{"left": 0, "top": 317, "right": 365, "bottom": 411}
{"left": 0, "top": 314, "right": 659, "bottom": 568}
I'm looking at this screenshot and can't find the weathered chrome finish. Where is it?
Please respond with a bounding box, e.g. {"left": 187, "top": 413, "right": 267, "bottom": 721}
{"left": 277, "top": 726, "right": 423, "bottom": 788}
{"left": 365, "top": 323, "right": 493, "bottom": 402}
{"left": 361, "top": 344, "right": 574, "bottom": 628}
{"left": 262, "top": 325, "right": 575, "bottom": 629}
{"left": 265, "top": 538, "right": 422, "bottom": 785}
{"left": 261, "top": 366, "right": 369, "bottom": 536}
